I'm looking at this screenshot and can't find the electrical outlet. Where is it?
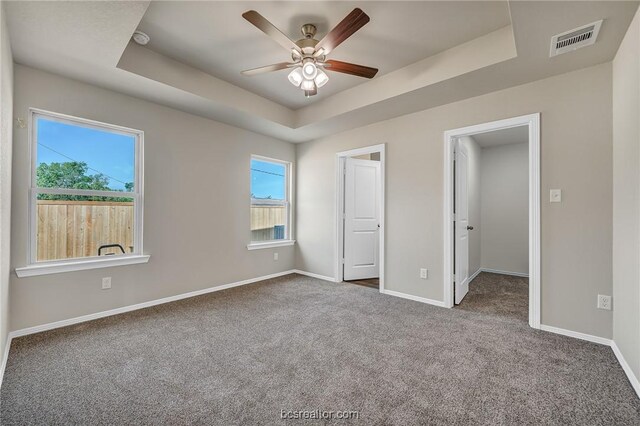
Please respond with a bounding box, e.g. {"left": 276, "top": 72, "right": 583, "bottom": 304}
{"left": 597, "top": 294, "right": 612, "bottom": 310}
{"left": 273, "top": 252, "right": 279, "bottom": 261}
{"left": 102, "top": 277, "right": 111, "bottom": 290}
{"left": 420, "top": 268, "right": 428, "bottom": 279}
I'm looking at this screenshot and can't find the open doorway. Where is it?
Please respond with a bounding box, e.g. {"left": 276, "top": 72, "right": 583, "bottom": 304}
{"left": 444, "top": 114, "right": 540, "bottom": 328}
{"left": 335, "top": 144, "right": 385, "bottom": 291}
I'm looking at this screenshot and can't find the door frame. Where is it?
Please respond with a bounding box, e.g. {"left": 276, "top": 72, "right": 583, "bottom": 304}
{"left": 335, "top": 144, "right": 386, "bottom": 291}
{"left": 443, "top": 113, "right": 541, "bottom": 329}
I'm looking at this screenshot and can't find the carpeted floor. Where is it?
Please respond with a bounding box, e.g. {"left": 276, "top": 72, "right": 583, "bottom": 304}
{"left": 1, "top": 273, "right": 639, "bottom": 425}
{"left": 455, "top": 272, "right": 529, "bottom": 322}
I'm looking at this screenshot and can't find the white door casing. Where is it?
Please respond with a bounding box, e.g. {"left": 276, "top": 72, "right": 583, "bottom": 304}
{"left": 443, "top": 113, "right": 540, "bottom": 329}
{"left": 455, "top": 140, "right": 470, "bottom": 304}
{"left": 343, "top": 158, "right": 381, "bottom": 280}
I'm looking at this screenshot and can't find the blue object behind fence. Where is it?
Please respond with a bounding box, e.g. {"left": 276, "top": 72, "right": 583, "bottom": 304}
{"left": 274, "top": 225, "right": 285, "bottom": 240}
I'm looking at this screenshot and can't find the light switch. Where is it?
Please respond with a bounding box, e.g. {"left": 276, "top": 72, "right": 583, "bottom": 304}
{"left": 550, "top": 189, "right": 562, "bottom": 203}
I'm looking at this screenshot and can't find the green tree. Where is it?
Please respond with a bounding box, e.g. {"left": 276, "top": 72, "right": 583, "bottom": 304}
{"left": 36, "top": 161, "right": 133, "bottom": 201}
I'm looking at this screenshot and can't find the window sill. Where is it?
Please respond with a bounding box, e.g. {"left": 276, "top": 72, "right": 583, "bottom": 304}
{"left": 247, "top": 240, "right": 295, "bottom": 250}
{"left": 15, "top": 255, "right": 151, "bottom": 278}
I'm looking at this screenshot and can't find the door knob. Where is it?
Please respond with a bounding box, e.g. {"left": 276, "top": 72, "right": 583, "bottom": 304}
{"left": 467, "top": 226, "right": 474, "bottom": 230}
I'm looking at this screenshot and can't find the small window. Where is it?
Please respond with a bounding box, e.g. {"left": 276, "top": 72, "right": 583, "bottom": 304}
{"left": 250, "top": 156, "right": 290, "bottom": 242}
{"left": 30, "top": 109, "right": 143, "bottom": 263}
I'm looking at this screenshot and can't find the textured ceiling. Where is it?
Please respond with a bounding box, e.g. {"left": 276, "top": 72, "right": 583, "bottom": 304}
{"left": 137, "top": 1, "right": 511, "bottom": 108}
{"left": 5, "top": 1, "right": 639, "bottom": 143}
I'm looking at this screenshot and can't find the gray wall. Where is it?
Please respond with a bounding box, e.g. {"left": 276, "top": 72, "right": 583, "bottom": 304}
{"left": 10, "top": 65, "right": 296, "bottom": 330}
{"left": 613, "top": 7, "right": 640, "bottom": 380}
{"left": 459, "top": 136, "right": 481, "bottom": 276}
{"left": 0, "top": 3, "right": 13, "bottom": 367}
{"left": 480, "top": 143, "right": 528, "bottom": 275}
{"left": 296, "top": 63, "right": 613, "bottom": 338}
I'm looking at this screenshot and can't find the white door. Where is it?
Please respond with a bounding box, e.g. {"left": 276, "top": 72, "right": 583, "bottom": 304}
{"left": 455, "top": 141, "right": 470, "bottom": 304}
{"left": 344, "top": 158, "right": 381, "bottom": 281}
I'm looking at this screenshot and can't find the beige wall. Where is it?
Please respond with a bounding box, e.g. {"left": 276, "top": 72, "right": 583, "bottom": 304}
{"left": 0, "top": 3, "right": 13, "bottom": 368}
{"left": 480, "top": 143, "right": 528, "bottom": 275}
{"left": 10, "top": 65, "right": 295, "bottom": 330}
{"left": 296, "top": 63, "right": 613, "bottom": 338}
{"left": 613, "top": 8, "right": 640, "bottom": 380}
{"left": 459, "top": 136, "right": 481, "bottom": 276}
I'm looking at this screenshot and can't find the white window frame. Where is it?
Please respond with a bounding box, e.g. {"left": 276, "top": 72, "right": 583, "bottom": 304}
{"left": 247, "top": 155, "right": 294, "bottom": 250}
{"left": 15, "top": 108, "right": 149, "bottom": 277}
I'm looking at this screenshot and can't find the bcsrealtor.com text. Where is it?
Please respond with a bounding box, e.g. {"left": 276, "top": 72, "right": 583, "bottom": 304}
{"left": 280, "top": 409, "right": 360, "bottom": 420}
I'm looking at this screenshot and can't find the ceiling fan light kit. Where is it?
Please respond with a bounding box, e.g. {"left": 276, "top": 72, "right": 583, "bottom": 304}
{"left": 241, "top": 8, "right": 379, "bottom": 98}
{"left": 287, "top": 67, "right": 304, "bottom": 87}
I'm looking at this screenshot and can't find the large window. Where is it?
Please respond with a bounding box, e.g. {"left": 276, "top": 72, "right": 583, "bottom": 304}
{"left": 28, "top": 109, "right": 144, "bottom": 265}
{"left": 250, "top": 156, "right": 291, "bottom": 245}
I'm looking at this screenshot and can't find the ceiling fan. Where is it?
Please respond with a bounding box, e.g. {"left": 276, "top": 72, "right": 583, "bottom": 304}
{"left": 241, "top": 8, "right": 378, "bottom": 98}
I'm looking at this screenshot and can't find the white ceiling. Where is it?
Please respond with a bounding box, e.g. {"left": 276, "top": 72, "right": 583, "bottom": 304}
{"left": 137, "top": 1, "right": 511, "bottom": 109}
{"left": 472, "top": 126, "right": 529, "bottom": 148}
{"left": 5, "top": 1, "right": 639, "bottom": 143}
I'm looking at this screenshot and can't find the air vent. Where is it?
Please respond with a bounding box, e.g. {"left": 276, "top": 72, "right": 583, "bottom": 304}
{"left": 550, "top": 20, "right": 602, "bottom": 57}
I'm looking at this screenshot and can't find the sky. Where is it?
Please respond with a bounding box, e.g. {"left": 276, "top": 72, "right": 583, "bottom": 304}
{"left": 251, "top": 159, "right": 285, "bottom": 200}
{"left": 36, "top": 117, "right": 136, "bottom": 191}
{"left": 37, "top": 117, "right": 285, "bottom": 197}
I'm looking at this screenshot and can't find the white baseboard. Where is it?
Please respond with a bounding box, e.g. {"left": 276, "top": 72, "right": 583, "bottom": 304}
{"left": 0, "top": 335, "right": 12, "bottom": 390}
{"left": 539, "top": 324, "right": 612, "bottom": 346}
{"left": 3, "top": 269, "right": 637, "bottom": 402}
{"left": 480, "top": 268, "right": 529, "bottom": 278}
{"left": 10, "top": 269, "right": 296, "bottom": 339}
{"left": 611, "top": 341, "right": 640, "bottom": 398}
{"left": 292, "top": 269, "right": 337, "bottom": 282}
{"left": 469, "top": 268, "right": 482, "bottom": 282}
{"left": 381, "top": 289, "right": 446, "bottom": 308}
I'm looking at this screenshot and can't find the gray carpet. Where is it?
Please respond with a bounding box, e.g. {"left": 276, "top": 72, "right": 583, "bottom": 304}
{"left": 456, "top": 272, "right": 529, "bottom": 322}
{"left": 1, "top": 274, "right": 639, "bottom": 425}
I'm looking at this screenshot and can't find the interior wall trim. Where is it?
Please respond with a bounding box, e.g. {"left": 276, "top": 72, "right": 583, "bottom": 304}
{"left": 381, "top": 289, "right": 447, "bottom": 308}
{"left": 539, "top": 324, "right": 611, "bottom": 345}
{"left": 479, "top": 268, "right": 529, "bottom": 278}
{"left": 291, "top": 269, "right": 337, "bottom": 282}
{"left": 611, "top": 341, "right": 640, "bottom": 398}
{"left": 334, "top": 144, "right": 386, "bottom": 292}
{"left": 9, "top": 270, "right": 298, "bottom": 339}
{"left": 1, "top": 273, "right": 637, "bottom": 399}
{"left": 0, "top": 336, "right": 11, "bottom": 391}
{"left": 443, "top": 113, "right": 541, "bottom": 329}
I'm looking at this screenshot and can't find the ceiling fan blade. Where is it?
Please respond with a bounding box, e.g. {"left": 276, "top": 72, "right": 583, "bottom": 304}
{"left": 242, "top": 10, "right": 301, "bottom": 53}
{"left": 315, "top": 8, "right": 370, "bottom": 56}
{"left": 241, "top": 62, "right": 296, "bottom": 76}
{"left": 324, "top": 60, "right": 378, "bottom": 79}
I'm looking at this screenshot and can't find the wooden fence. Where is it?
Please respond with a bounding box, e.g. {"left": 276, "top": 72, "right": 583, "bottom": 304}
{"left": 251, "top": 205, "right": 286, "bottom": 241}
{"left": 37, "top": 201, "right": 286, "bottom": 260}
{"left": 36, "top": 200, "right": 134, "bottom": 261}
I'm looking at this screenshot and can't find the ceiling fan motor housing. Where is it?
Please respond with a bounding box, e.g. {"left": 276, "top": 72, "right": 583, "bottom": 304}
{"left": 301, "top": 23, "right": 317, "bottom": 39}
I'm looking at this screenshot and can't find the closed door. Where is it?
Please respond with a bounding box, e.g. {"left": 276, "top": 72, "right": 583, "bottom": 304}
{"left": 344, "top": 158, "right": 381, "bottom": 281}
{"left": 455, "top": 141, "right": 470, "bottom": 304}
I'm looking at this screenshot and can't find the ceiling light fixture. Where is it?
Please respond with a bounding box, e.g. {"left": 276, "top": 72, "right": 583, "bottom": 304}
{"left": 302, "top": 59, "right": 317, "bottom": 80}
{"left": 314, "top": 69, "right": 329, "bottom": 88}
{"left": 240, "top": 8, "right": 379, "bottom": 98}
{"left": 287, "top": 67, "right": 304, "bottom": 87}
{"left": 300, "top": 79, "right": 316, "bottom": 91}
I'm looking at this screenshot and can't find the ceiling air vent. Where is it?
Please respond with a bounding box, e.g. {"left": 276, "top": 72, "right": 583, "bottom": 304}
{"left": 550, "top": 20, "right": 603, "bottom": 57}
